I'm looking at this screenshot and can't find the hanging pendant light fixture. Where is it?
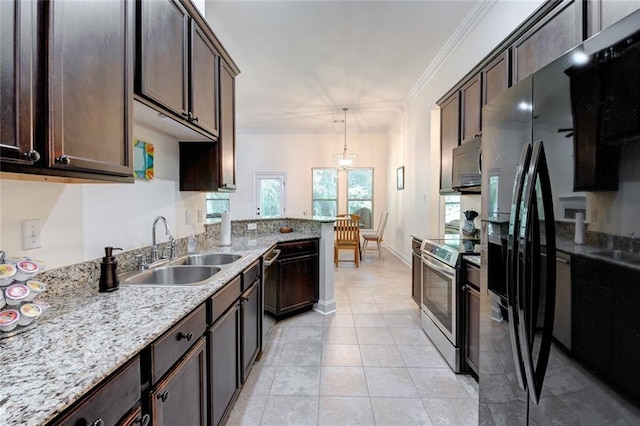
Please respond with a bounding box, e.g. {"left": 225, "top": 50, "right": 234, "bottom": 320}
{"left": 333, "top": 107, "right": 357, "bottom": 170}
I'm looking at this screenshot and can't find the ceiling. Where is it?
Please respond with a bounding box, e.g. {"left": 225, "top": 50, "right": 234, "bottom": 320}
{"left": 204, "top": 0, "right": 482, "bottom": 134}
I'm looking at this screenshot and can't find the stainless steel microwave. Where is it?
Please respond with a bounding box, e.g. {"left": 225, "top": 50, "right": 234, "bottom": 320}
{"left": 452, "top": 136, "right": 481, "bottom": 193}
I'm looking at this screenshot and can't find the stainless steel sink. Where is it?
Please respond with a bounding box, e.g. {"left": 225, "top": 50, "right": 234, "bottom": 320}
{"left": 171, "top": 253, "right": 243, "bottom": 266}
{"left": 589, "top": 250, "right": 640, "bottom": 263}
{"left": 123, "top": 265, "right": 221, "bottom": 286}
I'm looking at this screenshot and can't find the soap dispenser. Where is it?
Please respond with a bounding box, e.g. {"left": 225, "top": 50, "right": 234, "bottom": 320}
{"left": 99, "top": 246, "right": 122, "bottom": 293}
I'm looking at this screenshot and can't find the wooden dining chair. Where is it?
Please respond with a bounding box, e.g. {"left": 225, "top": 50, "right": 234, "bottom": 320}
{"left": 334, "top": 214, "right": 360, "bottom": 267}
{"left": 361, "top": 211, "right": 389, "bottom": 259}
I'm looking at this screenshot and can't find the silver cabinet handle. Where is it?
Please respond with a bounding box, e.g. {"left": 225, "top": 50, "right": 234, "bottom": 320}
{"left": 23, "top": 150, "right": 40, "bottom": 162}
{"left": 55, "top": 155, "right": 71, "bottom": 165}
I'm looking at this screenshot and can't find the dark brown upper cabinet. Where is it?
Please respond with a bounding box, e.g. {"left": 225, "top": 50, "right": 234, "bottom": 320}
{"left": 46, "top": 0, "right": 134, "bottom": 178}
{"left": 1, "top": 0, "right": 134, "bottom": 182}
{"left": 482, "top": 51, "right": 510, "bottom": 106}
{"left": 190, "top": 23, "right": 219, "bottom": 137}
{"left": 512, "top": 0, "right": 582, "bottom": 84}
{"left": 219, "top": 60, "right": 237, "bottom": 191}
{"left": 137, "top": 0, "right": 219, "bottom": 139}
{"left": 439, "top": 92, "right": 460, "bottom": 193}
{"left": 0, "top": 0, "right": 38, "bottom": 167}
{"left": 586, "top": 0, "right": 640, "bottom": 38}
{"left": 460, "top": 74, "right": 482, "bottom": 143}
{"left": 179, "top": 57, "right": 237, "bottom": 192}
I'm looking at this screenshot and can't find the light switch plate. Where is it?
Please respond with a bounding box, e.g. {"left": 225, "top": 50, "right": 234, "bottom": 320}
{"left": 247, "top": 223, "right": 257, "bottom": 230}
{"left": 22, "top": 219, "right": 42, "bottom": 250}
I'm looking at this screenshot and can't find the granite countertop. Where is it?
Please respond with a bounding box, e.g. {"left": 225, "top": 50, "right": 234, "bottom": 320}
{"left": 557, "top": 238, "right": 640, "bottom": 271}
{"left": 0, "top": 231, "right": 317, "bottom": 426}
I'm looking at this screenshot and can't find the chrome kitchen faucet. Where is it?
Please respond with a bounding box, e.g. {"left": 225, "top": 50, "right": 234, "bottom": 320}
{"left": 151, "top": 216, "right": 176, "bottom": 263}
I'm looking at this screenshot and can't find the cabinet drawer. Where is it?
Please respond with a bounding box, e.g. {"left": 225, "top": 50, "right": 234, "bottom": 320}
{"left": 52, "top": 356, "right": 141, "bottom": 426}
{"left": 211, "top": 275, "right": 241, "bottom": 324}
{"left": 242, "top": 260, "right": 261, "bottom": 291}
{"left": 150, "top": 303, "right": 206, "bottom": 384}
{"left": 277, "top": 239, "right": 319, "bottom": 258}
{"left": 465, "top": 263, "right": 480, "bottom": 288}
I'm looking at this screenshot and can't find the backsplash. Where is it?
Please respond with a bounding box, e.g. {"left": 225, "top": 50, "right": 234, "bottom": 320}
{"left": 32, "top": 218, "right": 323, "bottom": 296}
{"left": 556, "top": 221, "right": 639, "bottom": 252}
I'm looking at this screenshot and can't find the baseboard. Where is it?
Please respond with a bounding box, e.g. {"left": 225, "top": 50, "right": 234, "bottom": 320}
{"left": 313, "top": 299, "right": 337, "bottom": 315}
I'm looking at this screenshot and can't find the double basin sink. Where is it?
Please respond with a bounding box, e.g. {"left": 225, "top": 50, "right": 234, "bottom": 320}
{"left": 122, "top": 253, "right": 244, "bottom": 287}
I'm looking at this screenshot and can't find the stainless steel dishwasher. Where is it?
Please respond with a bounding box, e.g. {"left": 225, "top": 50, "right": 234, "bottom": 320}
{"left": 261, "top": 248, "right": 280, "bottom": 346}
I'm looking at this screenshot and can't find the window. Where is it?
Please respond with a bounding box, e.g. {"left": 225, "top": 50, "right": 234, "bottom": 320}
{"left": 312, "top": 168, "right": 338, "bottom": 217}
{"left": 444, "top": 195, "right": 461, "bottom": 234}
{"left": 206, "top": 192, "right": 230, "bottom": 218}
{"left": 255, "top": 173, "right": 286, "bottom": 218}
{"left": 347, "top": 168, "right": 373, "bottom": 229}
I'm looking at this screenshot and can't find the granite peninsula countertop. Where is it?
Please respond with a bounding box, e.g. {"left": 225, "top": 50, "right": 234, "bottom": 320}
{"left": 0, "top": 231, "right": 319, "bottom": 426}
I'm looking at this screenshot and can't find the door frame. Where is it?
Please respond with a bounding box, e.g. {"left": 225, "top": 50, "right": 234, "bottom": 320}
{"left": 253, "top": 172, "right": 287, "bottom": 218}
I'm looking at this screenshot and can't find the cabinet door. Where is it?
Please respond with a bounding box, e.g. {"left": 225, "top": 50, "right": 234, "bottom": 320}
{"left": 460, "top": 75, "right": 481, "bottom": 144}
{"left": 209, "top": 302, "right": 240, "bottom": 426}
{"left": 241, "top": 280, "right": 261, "bottom": 383}
{"left": 512, "top": 0, "right": 581, "bottom": 83}
{"left": 190, "top": 21, "right": 219, "bottom": 137}
{"left": 464, "top": 284, "right": 480, "bottom": 375}
{"left": 52, "top": 356, "right": 141, "bottom": 426}
{"left": 0, "top": 0, "right": 37, "bottom": 166}
{"left": 150, "top": 337, "right": 207, "bottom": 426}
{"left": 587, "top": 0, "right": 640, "bottom": 37}
{"left": 439, "top": 92, "right": 459, "bottom": 193}
{"left": 48, "top": 0, "right": 133, "bottom": 176}
{"left": 573, "top": 258, "right": 614, "bottom": 374}
{"left": 139, "top": 0, "right": 188, "bottom": 117}
{"left": 612, "top": 267, "right": 640, "bottom": 403}
{"left": 482, "top": 51, "right": 509, "bottom": 106}
{"left": 279, "top": 254, "right": 319, "bottom": 313}
{"left": 411, "top": 252, "right": 421, "bottom": 305}
{"left": 218, "top": 60, "right": 236, "bottom": 191}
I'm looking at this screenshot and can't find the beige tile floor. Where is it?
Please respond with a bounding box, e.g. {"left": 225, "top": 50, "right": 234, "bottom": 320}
{"left": 227, "top": 249, "right": 479, "bottom": 425}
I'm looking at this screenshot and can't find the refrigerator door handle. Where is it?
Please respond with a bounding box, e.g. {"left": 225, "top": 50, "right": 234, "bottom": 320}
{"left": 517, "top": 140, "right": 557, "bottom": 405}
{"left": 506, "top": 142, "right": 532, "bottom": 392}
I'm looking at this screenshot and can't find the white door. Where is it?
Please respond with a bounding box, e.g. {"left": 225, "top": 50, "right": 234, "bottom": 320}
{"left": 254, "top": 173, "right": 286, "bottom": 218}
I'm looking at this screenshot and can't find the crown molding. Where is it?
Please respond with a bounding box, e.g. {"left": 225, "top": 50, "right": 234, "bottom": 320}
{"left": 405, "top": 0, "right": 498, "bottom": 105}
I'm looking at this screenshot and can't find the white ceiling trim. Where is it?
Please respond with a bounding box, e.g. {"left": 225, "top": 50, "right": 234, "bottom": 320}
{"left": 404, "top": 0, "right": 498, "bottom": 105}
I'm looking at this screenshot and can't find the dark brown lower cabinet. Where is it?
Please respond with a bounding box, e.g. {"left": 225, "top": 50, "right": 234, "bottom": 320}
{"left": 573, "top": 256, "right": 640, "bottom": 405}
{"left": 51, "top": 356, "right": 141, "bottom": 426}
{"left": 209, "top": 301, "right": 241, "bottom": 426}
{"left": 411, "top": 239, "right": 421, "bottom": 305}
{"left": 149, "top": 337, "right": 207, "bottom": 426}
{"left": 463, "top": 261, "right": 480, "bottom": 376}
{"left": 265, "top": 239, "right": 319, "bottom": 320}
{"left": 241, "top": 279, "right": 261, "bottom": 383}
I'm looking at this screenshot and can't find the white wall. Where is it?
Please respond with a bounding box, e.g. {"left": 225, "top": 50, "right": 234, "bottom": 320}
{"left": 229, "top": 132, "right": 388, "bottom": 221}
{"left": 0, "top": 124, "right": 206, "bottom": 269}
{"left": 384, "top": 0, "right": 545, "bottom": 263}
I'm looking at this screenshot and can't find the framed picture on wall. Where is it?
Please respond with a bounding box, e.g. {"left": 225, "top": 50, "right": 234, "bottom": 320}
{"left": 397, "top": 166, "right": 404, "bottom": 190}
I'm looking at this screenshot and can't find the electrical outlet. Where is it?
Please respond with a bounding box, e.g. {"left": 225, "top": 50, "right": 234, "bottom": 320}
{"left": 197, "top": 210, "right": 203, "bottom": 223}
{"left": 185, "top": 210, "right": 192, "bottom": 225}
{"left": 22, "top": 219, "right": 42, "bottom": 250}
{"left": 591, "top": 209, "right": 598, "bottom": 223}
{"left": 605, "top": 208, "right": 612, "bottom": 224}
{"left": 247, "top": 223, "right": 257, "bottom": 231}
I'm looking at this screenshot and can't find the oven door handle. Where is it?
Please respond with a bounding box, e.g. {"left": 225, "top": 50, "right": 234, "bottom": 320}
{"left": 421, "top": 254, "right": 456, "bottom": 278}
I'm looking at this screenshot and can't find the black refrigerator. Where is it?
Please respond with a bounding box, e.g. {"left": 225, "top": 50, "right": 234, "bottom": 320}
{"left": 479, "top": 10, "right": 640, "bottom": 425}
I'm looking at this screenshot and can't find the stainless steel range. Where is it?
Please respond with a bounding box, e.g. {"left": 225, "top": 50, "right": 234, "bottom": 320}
{"left": 420, "top": 236, "right": 480, "bottom": 372}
